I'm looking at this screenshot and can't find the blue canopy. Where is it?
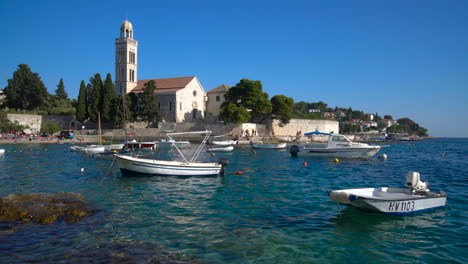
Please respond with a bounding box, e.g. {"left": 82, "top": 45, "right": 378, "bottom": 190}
{"left": 304, "top": 131, "right": 331, "bottom": 136}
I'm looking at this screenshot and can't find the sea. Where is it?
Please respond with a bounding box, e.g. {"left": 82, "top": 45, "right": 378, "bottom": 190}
{"left": 0, "top": 138, "right": 467, "bottom": 264}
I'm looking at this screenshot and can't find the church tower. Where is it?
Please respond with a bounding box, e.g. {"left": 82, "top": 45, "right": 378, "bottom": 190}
{"left": 115, "top": 20, "right": 138, "bottom": 95}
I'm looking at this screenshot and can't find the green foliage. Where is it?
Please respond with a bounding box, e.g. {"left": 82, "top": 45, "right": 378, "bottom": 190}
{"left": 112, "top": 94, "right": 135, "bottom": 127}
{"left": 100, "top": 73, "right": 116, "bottom": 121}
{"left": 384, "top": 115, "right": 393, "bottom": 120}
{"left": 140, "top": 80, "right": 162, "bottom": 127}
{"left": 4, "top": 64, "right": 49, "bottom": 111}
{"left": 40, "top": 120, "right": 60, "bottom": 135}
{"left": 340, "top": 123, "right": 361, "bottom": 134}
{"left": 76, "top": 80, "right": 88, "bottom": 122}
{"left": 387, "top": 117, "right": 428, "bottom": 137}
{"left": 351, "top": 110, "right": 365, "bottom": 120}
{"left": 88, "top": 73, "right": 103, "bottom": 121}
{"left": 0, "top": 111, "right": 25, "bottom": 133}
{"left": 271, "top": 95, "right": 294, "bottom": 124}
{"left": 219, "top": 103, "right": 251, "bottom": 124}
{"left": 55, "top": 78, "right": 68, "bottom": 100}
{"left": 220, "top": 79, "right": 271, "bottom": 123}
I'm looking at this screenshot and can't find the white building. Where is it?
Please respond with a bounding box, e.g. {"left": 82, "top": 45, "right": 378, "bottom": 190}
{"left": 114, "top": 20, "right": 206, "bottom": 122}
{"left": 205, "top": 84, "right": 231, "bottom": 122}
{"left": 131, "top": 77, "right": 206, "bottom": 122}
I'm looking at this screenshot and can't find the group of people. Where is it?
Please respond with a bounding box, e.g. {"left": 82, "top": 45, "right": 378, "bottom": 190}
{"left": 240, "top": 128, "right": 257, "bottom": 138}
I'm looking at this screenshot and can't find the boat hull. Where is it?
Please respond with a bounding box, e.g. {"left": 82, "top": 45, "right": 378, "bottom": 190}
{"left": 115, "top": 154, "right": 222, "bottom": 176}
{"left": 329, "top": 187, "right": 447, "bottom": 215}
{"left": 207, "top": 146, "right": 234, "bottom": 152}
{"left": 300, "top": 146, "right": 381, "bottom": 158}
{"left": 250, "top": 142, "right": 287, "bottom": 149}
{"left": 211, "top": 140, "right": 237, "bottom": 146}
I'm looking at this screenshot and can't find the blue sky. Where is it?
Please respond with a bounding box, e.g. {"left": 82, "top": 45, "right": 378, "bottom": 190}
{"left": 1, "top": 0, "right": 467, "bottom": 137}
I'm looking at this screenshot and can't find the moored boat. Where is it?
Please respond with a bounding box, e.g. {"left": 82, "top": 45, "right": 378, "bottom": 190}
{"left": 115, "top": 131, "right": 227, "bottom": 176}
{"left": 207, "top": 145, "right": 234, "bottom": 152}
{"left": 250, "top": 141, "right": 287, "bottom": 149}
{"left": 0, "top": 149, "right": 5, "bottom": 155}
{"left": 209, "top": 140, "right": 237, "bottom": 146}
{"left": 328, "top": 172, "right": 447, "bottom": 215}
{"left": 290, "top": 132, "right": 382, "bottom": 158}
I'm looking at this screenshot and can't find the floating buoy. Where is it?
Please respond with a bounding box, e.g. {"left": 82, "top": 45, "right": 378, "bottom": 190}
{"left": 441, "top": 153, "right": 445, "bottom": 157}
{"left": 303, "top": 162, "right": 308, "bottom": 166}
{"left": 84, "top": 150, "right": 88, "bottom": 154}
{"left": 236, "top": 171, "right": 243, "bottom": 175}
{"left": 333, "top": 158, "right": 339, "bottom": 163}
{"left": 252, "top": 151, "right": 257, "bottom": 154}
{"left": 211, "top": 153, "right": 216, "bottom": 157}
{"left": 80, "top": 168, "right": 85, "bottom": 172}
{"left": 44, "top": 148, "right": 48, "bottom": 151}
{"left": 378, "top": 154, "right": 388, "bottom": 160}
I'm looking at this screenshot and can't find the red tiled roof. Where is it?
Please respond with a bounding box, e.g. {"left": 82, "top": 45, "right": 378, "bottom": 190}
{"left": 131, "top": 76, "right": 195, "bottom": 94}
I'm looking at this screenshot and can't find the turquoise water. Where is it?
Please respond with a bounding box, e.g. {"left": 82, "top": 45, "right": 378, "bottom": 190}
{"left": 0, "top": 139, "right": 467, "bottom": 263}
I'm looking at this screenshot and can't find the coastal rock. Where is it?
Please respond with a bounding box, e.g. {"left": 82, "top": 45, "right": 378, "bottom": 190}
{"left": 0, "top": 192, "right": 93, "bottom": 224}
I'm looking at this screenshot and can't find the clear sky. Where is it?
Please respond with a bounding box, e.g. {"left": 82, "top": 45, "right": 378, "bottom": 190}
{"left": 1, "top": 0, "right": 467, "bottom": 137}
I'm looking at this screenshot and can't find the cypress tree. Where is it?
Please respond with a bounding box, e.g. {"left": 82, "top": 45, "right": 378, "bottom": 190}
{"left": 76, "top": 80, "right": 88, "bottom": 121}
{"left": 100, "top": 73, "right": 116, "bottom": 121}
{"left": 141, "top": 80, "right": 162, "bottom": 127}
{"left": 55, "top": 78, "right": 68, "bottom": 100}
{"left": 88, "top": 73, "right": 103, "bottom": 121}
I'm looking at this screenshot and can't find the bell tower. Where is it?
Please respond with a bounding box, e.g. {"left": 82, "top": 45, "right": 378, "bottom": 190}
{"left": 115, "top": 20, "right": 138, "bottom": 95}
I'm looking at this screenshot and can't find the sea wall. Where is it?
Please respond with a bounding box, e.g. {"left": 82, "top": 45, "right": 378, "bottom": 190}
{"left": 7, "top": 114, "right": 42, "bottom": 133}
{"left": 270, "top": 119, "right": 339, "bottom": 140}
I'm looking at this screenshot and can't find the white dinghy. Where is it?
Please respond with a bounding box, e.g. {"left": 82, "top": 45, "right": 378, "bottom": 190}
{"left": 328, "top": 172, "right": 447, "bottom": 215}
{"left": 207, "top": 145, "right": 234, "bottom": 152}
{"left": 115, "top": 131, "right": 228, "bottom": 176}
{"left": 0, "top": 149, "right": 5, "bottom": 155}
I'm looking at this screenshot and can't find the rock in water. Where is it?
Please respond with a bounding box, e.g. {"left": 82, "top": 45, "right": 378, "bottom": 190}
{"left": 0, "top": 192, "right": 93, "bottom": 224}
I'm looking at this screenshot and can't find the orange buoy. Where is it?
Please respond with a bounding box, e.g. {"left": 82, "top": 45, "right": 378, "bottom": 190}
{"left": 303, "top": 162, "right": 308, "bottom": 166}
{"left": 211, "top": 153, "right": 216, "bottom": 157}
{"left": 236, "top": 171, "right": 243, "bottom": 175}
{"left": 252, "top": 151, "right": 257, "bottom": 154}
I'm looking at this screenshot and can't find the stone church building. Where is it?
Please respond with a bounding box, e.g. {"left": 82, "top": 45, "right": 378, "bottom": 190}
{"left": 114, "top": 20, "right": 208, "bottom": 122}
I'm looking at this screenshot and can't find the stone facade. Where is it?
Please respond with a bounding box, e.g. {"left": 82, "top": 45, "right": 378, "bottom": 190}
{"left": 174, "top": 78, "right": 207, "bottom": 122}
{"left": 7, "top": 114, "right": 42, "bottom": 133}
{"left": 269, "top": 119, "right": 339, "bottom": 137}
{"left": 115, "top": 20, "right": 138, "bottom": 95}
{"left": 205, "top": 84, "right": 231, "bottom": 122}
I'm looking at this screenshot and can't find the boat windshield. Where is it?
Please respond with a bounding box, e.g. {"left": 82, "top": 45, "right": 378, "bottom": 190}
{"left": 332, "top": 136, "right": 350, "bottom": 143}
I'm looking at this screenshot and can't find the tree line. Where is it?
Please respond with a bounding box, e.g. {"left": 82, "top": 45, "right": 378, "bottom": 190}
{"left": 2, "top": 64, "right": 163, "bottom": 133}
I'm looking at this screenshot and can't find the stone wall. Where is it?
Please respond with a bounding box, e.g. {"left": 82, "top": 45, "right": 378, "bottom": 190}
{"left": 7, "top": 114, "right": 42, "bottom": 133}
{"left": 270, "top": 119, "right": 339, "bottom": 137}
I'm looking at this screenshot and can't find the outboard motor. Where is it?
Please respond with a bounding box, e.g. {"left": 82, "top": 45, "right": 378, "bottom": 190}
{"left": 406, "top": 171, "right": 429, "bottom": 194}
{"left": 289, "top": 145, "right": 301, "bottom": 157}
{"left": 218, "top": 158, "right": 229, "bottom": 176}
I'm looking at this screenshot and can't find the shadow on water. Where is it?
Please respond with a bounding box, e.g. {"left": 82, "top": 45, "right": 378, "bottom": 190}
{"left": 329, "top": 206, "right": 448, "bottom": 232}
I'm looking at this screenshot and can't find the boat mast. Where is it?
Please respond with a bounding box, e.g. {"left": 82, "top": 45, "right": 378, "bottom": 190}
{"left": 98, "top": 112, "right": 102, "bottom": 145}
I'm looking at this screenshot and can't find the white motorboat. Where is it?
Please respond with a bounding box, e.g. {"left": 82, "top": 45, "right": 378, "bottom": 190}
{"left": 290, "top": 132, "right": 382, "bottom": 158}
{"left": 250, "top": 141, "right": 287, "bottom": 149}
{"left": 124, "top": 140, "right": 155, "bottom": 150}
{"left": 115, "top": 131, "right": 228, "bottom": 176}
{"left": 0, "top": 149, "right": 5, "bottom": 155}
{"left": 210, "top": 140, "right": 237, "bottom": 146}
{"left": 328, "top": 172, "right": 447, "bottom": 215}
{"left": 207, "top": 145, "right": 234, "bottom": 152}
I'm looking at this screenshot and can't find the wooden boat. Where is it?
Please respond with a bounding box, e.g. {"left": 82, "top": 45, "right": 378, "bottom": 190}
{"left": 250, "top": 141, "right": 287, "bottom": 149}
{"left": 290, "top": 132, "right": 382, "bottom": 158}
{"left": 115, "top": 131, "right": 227, "bottom": 176}
{"left": 207, "top": 146, "right": 234, "bottom": 152}
{"left": 328, "top": 172, "right": 447, "bottom": 215}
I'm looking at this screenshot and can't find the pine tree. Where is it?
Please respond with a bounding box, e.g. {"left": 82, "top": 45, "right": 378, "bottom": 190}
{"left": 4, "top": 64, "right": 49, "bottom": 110}
{"left": 76, "top": 80, "right": 88, "bottom": 121}
{"left": 140, "top": 80, "right": 162, "bottom": 127}
{"left": 88, "top": 73, "right": 103, "bottom": 121}
{"left": 100, "top": 73, "right": 116, "bottom": 121}
{"left": 55, "top": 78, "right": 68, "bottom": 100}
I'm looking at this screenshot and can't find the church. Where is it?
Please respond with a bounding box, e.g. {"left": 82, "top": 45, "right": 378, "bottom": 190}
{"left": 114, "top": 20, "right": 208, "bottom": 122}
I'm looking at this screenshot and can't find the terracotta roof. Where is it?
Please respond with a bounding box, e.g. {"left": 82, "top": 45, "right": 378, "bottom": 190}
{"left": 207, "top": 84, "right": 232, "bottom": 93}
{"left": 131, "top": 76, "right": 195, "bottom": 94}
